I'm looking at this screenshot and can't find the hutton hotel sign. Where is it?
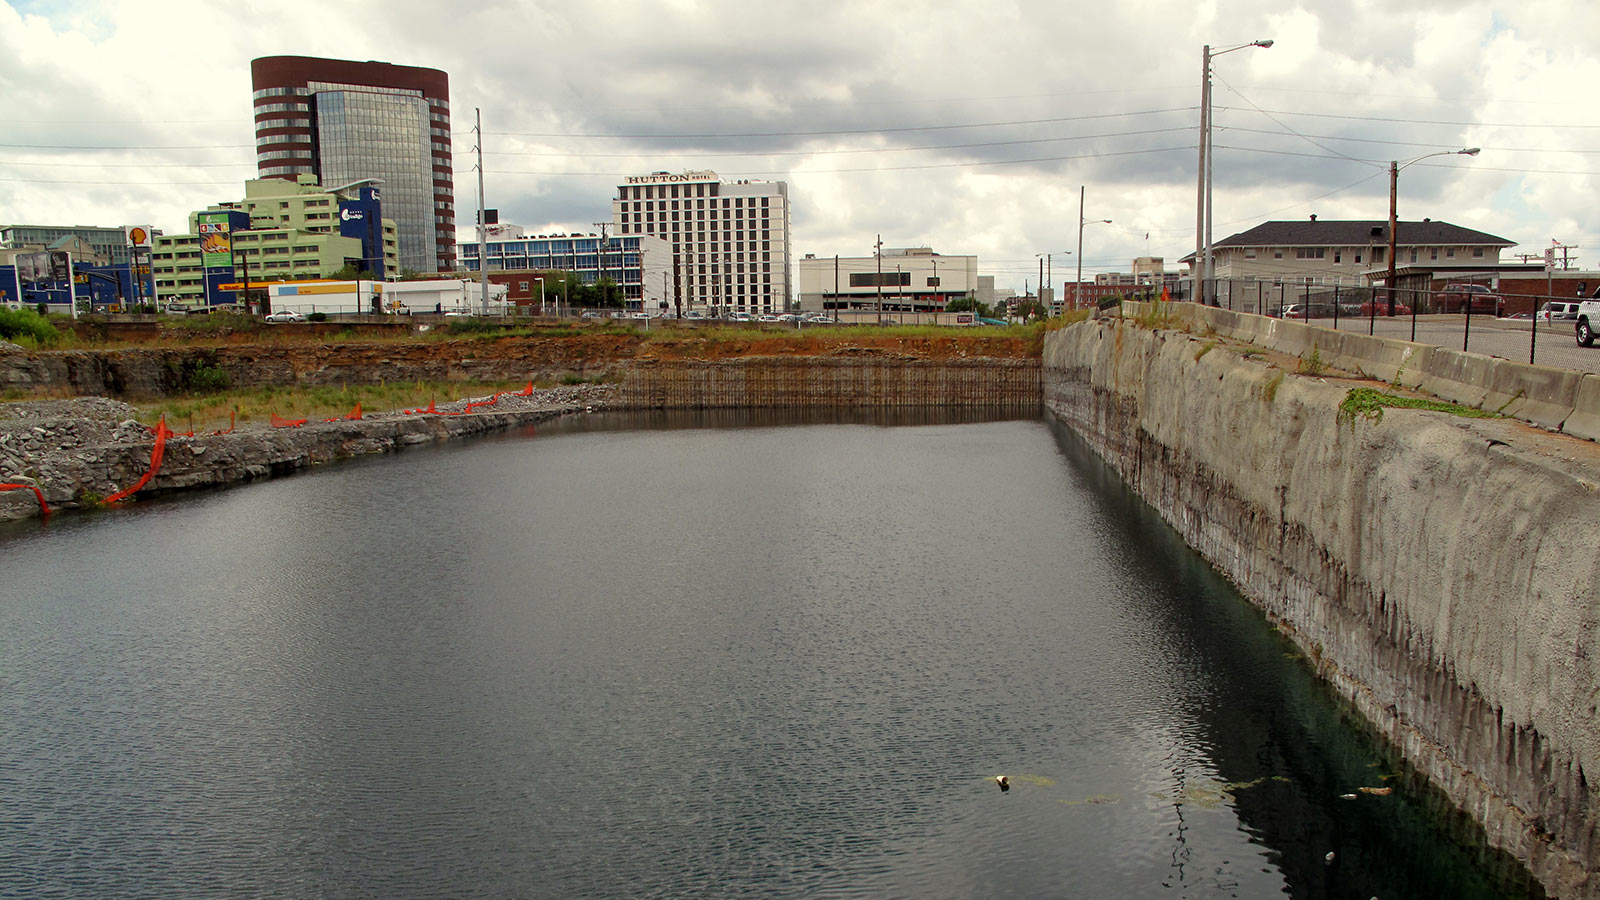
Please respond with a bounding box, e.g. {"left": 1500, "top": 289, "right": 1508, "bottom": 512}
{"left": 626, "top": 170, "right": 718, "bottom": 185}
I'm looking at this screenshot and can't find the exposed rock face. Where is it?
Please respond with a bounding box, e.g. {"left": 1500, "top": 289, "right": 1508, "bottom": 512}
{"left": 1043, "top": 316, "right": 1600, "bottom": 899}
{"left": 0, "top": 387, "right": 612, "bottom": 521}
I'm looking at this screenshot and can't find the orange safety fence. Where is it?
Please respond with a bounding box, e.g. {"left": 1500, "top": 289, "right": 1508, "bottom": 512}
{"left": 271, "top": 413, "right": 308, "bottom": 428}
{"left": 0, "top": 482, "right": 51, "bottom": 517}
{"left": 212, "top": 410, "right": 236, "bottom": 436}
{"left": 323, "top": 403, "right": 363, "bottom": 423}
{"left": 104, "top": 415, "right": 176, "bottom": 505}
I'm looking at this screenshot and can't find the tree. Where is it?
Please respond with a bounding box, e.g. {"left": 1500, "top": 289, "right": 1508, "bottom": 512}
{"left": 946, "top": 294, "right": 993, "bottom": 318}
{"left": 329, "top": 263, "right": 377, "bottom": 282}
{"left": 1014, "top": 298, "right": 1047, "bottom": 321}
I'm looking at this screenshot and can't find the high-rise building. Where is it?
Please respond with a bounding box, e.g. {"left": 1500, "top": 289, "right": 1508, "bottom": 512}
{"left": 612, "top": 170, "right": 790, "bottom": 314}
{"left": 250, "top": 56, "right": 454, "bottom": 274}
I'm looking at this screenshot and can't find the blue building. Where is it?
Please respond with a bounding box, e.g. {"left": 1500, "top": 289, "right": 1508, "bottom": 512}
{"left": 458, "top": 229, "right": 674, "bottom": 309}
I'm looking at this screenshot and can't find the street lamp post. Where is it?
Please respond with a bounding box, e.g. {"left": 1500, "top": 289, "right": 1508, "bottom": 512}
{"left": 1198, "top": 39, "right": 1273, "bottom": 305}
{"left": 534, "top": 276, "right": 545, "bottom": 317}
{"left": 1036, "top": 250, "right": 1070, "bottom": 313}
{"left": 1077, "top": 185, "right": 1111, "bottom": 311}
{"left": 1387, "top": 147, "right": 1480, "bottom": 317}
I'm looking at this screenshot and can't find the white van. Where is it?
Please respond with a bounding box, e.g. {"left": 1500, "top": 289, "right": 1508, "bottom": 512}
{"left": 1539, "top": 301, "right": 1581, "bottom": 322}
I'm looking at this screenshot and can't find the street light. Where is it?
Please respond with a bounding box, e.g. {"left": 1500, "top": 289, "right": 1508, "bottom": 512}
{"left": 1387, "top": 147, "right": 1480, "bottom": 317}
{"left": 1036, "top": 250, "right": 1070, "bottom": 312}
{"left": 1077, "top": 185, "right": 1111, "bottom": 310}
{"left": 1198, "top": 39, "right": 1273, "bottom": 305}
{"left": 534, "top": 275, "right": 546, "bottom": 316}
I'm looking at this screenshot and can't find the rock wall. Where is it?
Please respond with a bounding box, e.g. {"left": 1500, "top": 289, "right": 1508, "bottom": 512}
{"left": 1043, "top": 316, "right": 1600, "bottom": 899}
{"left": 613, "top": 357, "right": 1040, "bottom": 410}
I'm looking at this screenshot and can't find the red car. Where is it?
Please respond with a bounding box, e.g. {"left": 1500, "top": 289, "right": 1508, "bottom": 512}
{"left": 1359, "top": 300, "right": 1413, "bottom": 317}
{"left": 1435, "top": 283, "right": 1502, "bottom": 314}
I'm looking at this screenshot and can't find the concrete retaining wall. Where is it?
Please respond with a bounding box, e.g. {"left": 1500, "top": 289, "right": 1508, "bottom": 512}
{"left": 613, "top": 357, "right": 1041, "bottom": 410}
{"left": 1128, "top": 300, "right": 1600, "bottom": 442}
{"left": 1043, "top": 316, "right": 1600, "bottom": 899}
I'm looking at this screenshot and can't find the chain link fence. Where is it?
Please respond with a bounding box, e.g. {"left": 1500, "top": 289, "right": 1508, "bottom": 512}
{"left": 1162, "top": 278, "right": 1598, "bottom": 370}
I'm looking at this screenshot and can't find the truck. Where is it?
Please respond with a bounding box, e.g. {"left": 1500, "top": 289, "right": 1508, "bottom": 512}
{"left": 1577, "top": 294, "right": 1600, "bottom": 347}
{"left": 1574, "top": 285, "right": 1600, "bottom": 344}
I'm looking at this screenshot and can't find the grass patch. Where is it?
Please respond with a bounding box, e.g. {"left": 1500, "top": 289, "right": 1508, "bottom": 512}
{"left": 1337, "top": 387, "right": 1497, "bottom": 428}
{"left": 135, "top": 378, "right": 531, "bottom": 432}
{"left": 1195, "top": 341, "right": 1216, "bottom": 361}
{"left": 1297, "top": 346, "right": 1326, "bottom": 377}
{"left": 1263, "top": 371, "right": 1284, "bottom": 403}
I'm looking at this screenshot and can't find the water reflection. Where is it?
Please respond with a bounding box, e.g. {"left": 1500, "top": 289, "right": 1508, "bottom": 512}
{"left": 0, "top": 410, "right": 1541, "bottom": 899}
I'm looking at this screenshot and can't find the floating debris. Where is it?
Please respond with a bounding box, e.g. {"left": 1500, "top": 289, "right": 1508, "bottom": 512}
{"left": 1340, "top": 793, "right": 1359, "bottom": 800}
{"left": 1359, "top": 786, "right": 1393, "bottom": 796}
{"left": 995, "top": 775, "right": 1010, "bottom": 792}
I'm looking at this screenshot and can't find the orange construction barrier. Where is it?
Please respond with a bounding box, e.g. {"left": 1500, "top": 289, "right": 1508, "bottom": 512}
{"left": 519, "top": 381, "right": 534, "bottom": 396}
{"left": 323, "top": 403, "right": 362, "bottom": 422}
{"left": 212, "top": 410, "right": 236, "bottom": 435}
{"left": 270, "top": 413, "right": 307, "bottom": 428}
{"left": 105, "top": 415, "right": 175, "bottom": 505}
{"left": 0, "top": 482, "right": 50, "bottom": 517}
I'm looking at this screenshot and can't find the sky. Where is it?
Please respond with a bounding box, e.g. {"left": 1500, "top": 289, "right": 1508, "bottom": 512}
{"left": 2, "top": 0, "right": 1597, "bottom": 292}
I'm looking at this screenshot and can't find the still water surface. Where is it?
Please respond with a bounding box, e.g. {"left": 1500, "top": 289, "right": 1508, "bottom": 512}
{"left": 0, "top": 411, "right": 1541, "bottom": 898}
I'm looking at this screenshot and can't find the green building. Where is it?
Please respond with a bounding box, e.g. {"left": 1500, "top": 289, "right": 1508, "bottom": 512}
{"left": 152, "top": 175, "right": 398, "bottom": 305}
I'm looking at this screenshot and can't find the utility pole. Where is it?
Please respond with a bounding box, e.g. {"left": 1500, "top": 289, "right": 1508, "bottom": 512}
{"left": 474, "top": 108, "right": 488, "bottom": 314}
{"left": 875, "top": 235, "right": 883, "bottom": 325}
{"left": 593, "top": 221, "right": 613, "bottom": 309}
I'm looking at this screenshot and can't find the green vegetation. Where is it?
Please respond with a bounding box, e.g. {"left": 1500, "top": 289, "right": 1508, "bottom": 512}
{"left": 1195, "top": 341, "right": 1215, "bottom": 361}
{"left": 0, "top": 307, "right": 62, "bottom": 346}
{"left": 188, "top": 363, "right": 231, "bottom": 393}
{"left": 1262, "top": 371, "right": 1284, "bottom": 403}
{"left": 1298, "top": 347, "right": 1326, "bottom": 377}
{"left": 1337, "top": 387, "right": 1497, "bottom": 428}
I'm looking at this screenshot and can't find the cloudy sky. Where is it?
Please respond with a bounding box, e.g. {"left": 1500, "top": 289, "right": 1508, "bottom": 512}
{"left": 3, "top": 0, "right": 1597, "bottom": 291}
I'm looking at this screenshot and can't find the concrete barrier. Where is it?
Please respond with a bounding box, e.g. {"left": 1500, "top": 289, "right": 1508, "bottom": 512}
{"left": 1119, "top": 300, "right": 1591, "bottom": 439}
{"left": 1565, "top": 375, "right": 1600, "bottom": 442}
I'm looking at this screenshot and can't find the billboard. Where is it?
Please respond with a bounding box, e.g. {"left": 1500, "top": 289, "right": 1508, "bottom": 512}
{"left": 197, "top": 212, "right": 233, "bottom": 268}
{"left": 16, "top": 251, "right": 70, "bottom": 283}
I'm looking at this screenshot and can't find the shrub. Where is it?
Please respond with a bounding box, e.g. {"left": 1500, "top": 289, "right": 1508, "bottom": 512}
{"left": 1298, "top": 347, "right": 1326, "bottom": 377}
{"left": 0, "top": 307, "right": 60, "bottom": 345}
{"left": 189, "top": 363, "right": 232, "bottom": 393}
{"left": 307, "top": 312, "right": 328, "bottom": 322}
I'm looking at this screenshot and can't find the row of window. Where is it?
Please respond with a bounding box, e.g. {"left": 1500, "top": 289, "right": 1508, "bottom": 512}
{"left": 622, "top": 196, "right": 771, "bottom": 211}
{"left": 1244, "top": 246, "right": 1487, "bottom": 261}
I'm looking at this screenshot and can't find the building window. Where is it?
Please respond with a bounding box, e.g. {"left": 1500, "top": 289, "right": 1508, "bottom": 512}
{"left": 1295, "top": 248, "right": 1325, "bottom": 259}
{"left": 1472, "top": 248, "right": 1484, "bottom": 258}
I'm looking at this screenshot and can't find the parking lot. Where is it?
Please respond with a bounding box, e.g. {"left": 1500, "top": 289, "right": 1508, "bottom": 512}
{"left": 1290, "top": 313, "right": 1600, "bottom": 374}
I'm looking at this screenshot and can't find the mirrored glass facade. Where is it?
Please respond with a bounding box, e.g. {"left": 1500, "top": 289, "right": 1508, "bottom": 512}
{"left": 315, "top": 88, "right": 434, "bottom": 274}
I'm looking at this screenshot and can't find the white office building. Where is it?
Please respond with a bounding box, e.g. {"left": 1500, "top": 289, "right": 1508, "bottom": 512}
{"left": 613, "top": 170, "right": 791, "bottom": 315}
{"left": 797, "top": 247, "right": 978, "bottom": 315}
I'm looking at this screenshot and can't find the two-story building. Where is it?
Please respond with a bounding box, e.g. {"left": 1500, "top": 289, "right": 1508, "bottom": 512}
{"left": 1184, "top": 217, "right": 1515, "bottom": 287}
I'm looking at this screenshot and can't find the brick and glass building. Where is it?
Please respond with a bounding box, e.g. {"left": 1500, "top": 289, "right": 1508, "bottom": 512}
{"left": 459, "top": 226, "right": 674, "bottom": 310}
{"left": 612, "top": 170, "right": 790, "bottom": 315}
{"left": 1, "top": 224, "right": 152, "bottom": 266}
{"left": 251, "top": 56, "right": 454, "bottom": 274}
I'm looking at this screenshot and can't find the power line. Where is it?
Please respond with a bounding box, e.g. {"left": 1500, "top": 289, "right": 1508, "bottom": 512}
{"left": 482, "top": 126, "right": 1196, "bottom": 160}
{"left": 1214, "top": 106, "right": 1600, "bottom": 129}
{"left": 487, "top": 144, "right": 1193, "bottom": 178}
{"left": 475, "top": 107, "right": 1197, "bottom": 140}
{"left": 1213, "top": 73, "right": 1383, "bottom": 170}
{"left": 1224, "top": 126, "right": 1600, "bottom": 155}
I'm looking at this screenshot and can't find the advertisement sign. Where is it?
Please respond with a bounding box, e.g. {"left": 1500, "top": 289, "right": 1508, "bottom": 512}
{"left": 197, "top": 212, "right": 233, "bottom": 268}
{"left": 124, "top": 225, "right": 153, "bottom": 248}
{"left": 16, "top": 251, "right": 47, "bottom": 283}
{"left": 48, "top": 251, "right": 71, "bottom": 281}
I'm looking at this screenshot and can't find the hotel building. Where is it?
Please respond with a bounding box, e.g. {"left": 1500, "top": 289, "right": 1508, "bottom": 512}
{"left": 250, "top": 55, "right": 454, "bottom": 274}
{"left": 612, "top": 170, "right": 790, "bottom": 314}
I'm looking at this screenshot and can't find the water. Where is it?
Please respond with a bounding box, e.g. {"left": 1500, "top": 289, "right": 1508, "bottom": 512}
{"left": 0, "top": 411, "right": 1541, "bottom": 899}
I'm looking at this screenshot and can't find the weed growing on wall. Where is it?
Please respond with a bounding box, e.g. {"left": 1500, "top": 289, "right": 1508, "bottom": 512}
{"left": 1263, "top": 371, "right": 1285, "bottom": 403}
{"left": 1298, "top": 347, "right": 1326, "bottom": 377}
{"left": 1195, "top": 342, "right": 1215, "bottom": 362}
{"left": 1337, "top": 387, "right": 1497, "bottom": 428}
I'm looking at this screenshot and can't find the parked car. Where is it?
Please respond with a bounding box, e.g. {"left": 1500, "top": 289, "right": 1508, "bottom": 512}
{"left": 1436, "top": 283, "right": 1501, "bottom": 314}
{"left": 1358, "top": 300, "right": 1413, "bottom": 317}
{"left": 263, "top": 311, "right": 306, "bottom": 323}
{"left": 1538, "top": 301, "right": 1581, "bottom": 322}
{"left": 728, "top": 312, "right": 755, "bottom": 322}
{"left": 756, "top": 314, "right": 781, "bottom": 322}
